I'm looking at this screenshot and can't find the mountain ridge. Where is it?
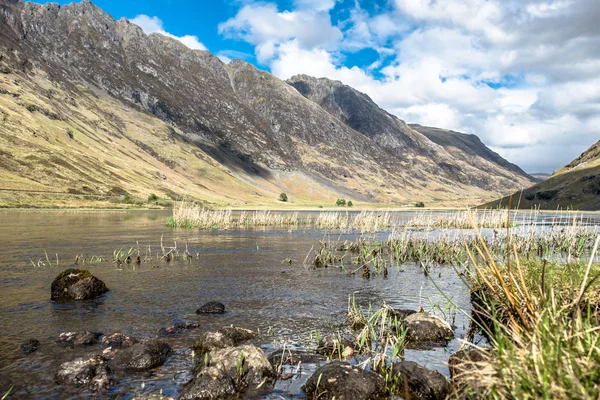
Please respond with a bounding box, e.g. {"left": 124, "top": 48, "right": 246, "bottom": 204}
{"left": 0, "top": 0, "right": 535, "bottom": 208}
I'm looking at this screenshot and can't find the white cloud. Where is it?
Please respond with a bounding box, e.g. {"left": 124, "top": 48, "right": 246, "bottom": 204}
{"left": 220, "top": 0, "right": 600, "bottom": 173}
{"left": 130, "top": 15, "right": 207, "bottom": 51}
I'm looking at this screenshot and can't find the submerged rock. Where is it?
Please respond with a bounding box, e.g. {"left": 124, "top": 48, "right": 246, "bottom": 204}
{"left": 192, "top": 326, "right": 256, "bottom": 356}
{"left": 268, "top": 348, "right": 325, "bottom": 368}
{"left": 316, "top": 332, "right": 355, "bottom": 355}
{"left": 50, "top": 269, "right": 109, "bottom": 301}
{"left": 196, "top": 301, "right": 225, "bottom": 314}
{"left": 112, "top": 339, "right": 173, "bottom": 372}
{"left": 181, "top": 344, "right": 275, "bottom": 400}
{"left": 303, "top": 361, "right": 386, "bottom": 400}
{"left": 55, "top": 355, "right": 111, "bottom": 393}
{"left": 21, "top": 338, "right": 41, "bottom": 354}
{"left": 100, "top": 333, "right": 139, "bottom": 349}
{"left": 404, "top": 313, "right": 454, "bottom": 347}
{"left": 392, "top": 361, "right": 449, "bottom": 400}
{"left": 158, "top": 321, "right": 200, "bottom": 336}
{"left": 56, "top": 331, "right": 102, "bottom": 347}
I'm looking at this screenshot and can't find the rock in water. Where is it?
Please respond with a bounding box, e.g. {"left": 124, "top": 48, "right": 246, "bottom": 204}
{"left": 180, "top": 344, "right": 274, "bottom": 400}
{"left": 55, "top": 355, "right": 111, "bottom": 393}
{"left": 112, "top": 339, "right": 173, "bottom": 372}
{"left": 303, "top": 361, "right": 386, "bottom": 400}
{"left": 51, "top": 269, "right": 109, "bottom": 301}
{"left": 392, "top": 361, "right": 449, "bottom": 400}
{"left": 192, "top": 326, "right": 256, "bottom": 355}
{"left": 100, "top": 333, "right": 139, "bottom": 349}
{"left": 196, "top": 301, "right": 226, "bottom": 314}
{"left": 21, "top": 338, "right": 41, "bottom": 354}
{"left": 404, "top": 312, "right": 454, "bottom": 347}
{"left": 56, "top": 331, "right": 102, "bottom": 346}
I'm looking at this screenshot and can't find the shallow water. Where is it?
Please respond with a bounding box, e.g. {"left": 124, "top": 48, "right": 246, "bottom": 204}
{"left": 0, "top": 210, "right": 597, "bottom": 398}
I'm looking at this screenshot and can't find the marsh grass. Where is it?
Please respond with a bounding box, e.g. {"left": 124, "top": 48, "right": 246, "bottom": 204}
{"left": 171, "top": 202, "right": 398, "bottom": 232}
{"left": 449, "top": 210, "right": 600, "bottom": 399}
{"left": 407, "top": 208, "right": 539, "bottom": 229}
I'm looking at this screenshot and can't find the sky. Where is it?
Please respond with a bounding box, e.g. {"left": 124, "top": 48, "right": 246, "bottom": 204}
{"left": 32, "top": 0, "right": 600, "bottom": 173}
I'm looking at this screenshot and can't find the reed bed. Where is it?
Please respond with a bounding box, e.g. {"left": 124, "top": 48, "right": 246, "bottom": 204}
{"left": 406, "top": 209, "right": 529, "bottom": 229}
{"left": 305, "top": 217, "right": 599, "bottom": 277}
{"left": 170, "top": 202, "right": 397, "bottom": 232}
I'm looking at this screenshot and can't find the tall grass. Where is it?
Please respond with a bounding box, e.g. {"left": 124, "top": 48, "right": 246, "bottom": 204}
{"left": 170, "top": 202, "right": 398, "bottom": 232}
{"left": 454, "top": 209, "right": 600, "bottom": 399}
{"left": 406, "top": 209, "right": 537, "bottom": 229}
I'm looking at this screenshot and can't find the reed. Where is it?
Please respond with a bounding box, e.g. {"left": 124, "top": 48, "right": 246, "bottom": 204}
{"left": 406, "top": 208, "right": 532, "bottom": 229}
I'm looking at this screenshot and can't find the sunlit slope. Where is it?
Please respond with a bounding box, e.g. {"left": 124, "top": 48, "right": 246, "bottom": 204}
{"left": 485, "top": 141, "right": 600, "bottom": 210}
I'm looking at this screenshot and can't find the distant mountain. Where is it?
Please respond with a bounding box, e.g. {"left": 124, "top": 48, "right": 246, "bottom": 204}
{"left": 0, "top": 0, "right": 535, "bottom": 207}
{"left": 529, "top": 173, "right": 552, "bottom": 182}
{"left": 486, "top": 140, "right": 600, "bottom": 210}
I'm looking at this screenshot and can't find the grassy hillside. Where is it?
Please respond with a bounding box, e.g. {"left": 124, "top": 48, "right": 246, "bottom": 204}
{"left": 485, "top": 141, "right": 600, "bottom": 211}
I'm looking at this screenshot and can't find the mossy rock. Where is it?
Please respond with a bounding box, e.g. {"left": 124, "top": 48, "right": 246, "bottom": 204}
{"left": 51, "top": 268, "right": 109, "bottom": 301}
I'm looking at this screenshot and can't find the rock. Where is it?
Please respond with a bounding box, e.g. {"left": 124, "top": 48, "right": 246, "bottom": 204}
{"left": 158, "top": 321, "right": 200, "bottom": 336}
{"left": 112, "top": 339, "right": 173, "bottom": 372}
{"left": 21, "top": 338, "right": 41, "bottom": 354}
{"left": 179, "top": 372, "right": 237, "bottom": 400}
{"left": 56, "top": 331, "right": 102, "bottom": 347}
{"left": 447, "top": 347, "right": 494, "bottom": 399}
{"left": 55, "top": 355, "right": 111, "bottom": 393}
{"left": 389, "top": 308, "right": 417, "bottom": 320}
{"left": 132, "top": 395, "right": 174, "bottom": 400}
{"left": 303, "top": 361, "right": 386, "bottom": 400}
{"left": 404, "top": 313, "right": 454, "bottom": 347}
{"left": 268, "top": 349, "right": 325, "bottom": 368}
{"left": 217, "top": 326, "right": 255, "bottom": 343}
{"left": 100, "top": 333, "right": 138, "bottom": 349}
{"left": 392, "top": 361, "right": 449, "bottom": 400}
{"left": 192, "top": 326, "right": 256, "bottom": 356}
{"left": 181, "top": 344, "right": 275, "bottom": 399}
{"left": 316, "top": 332, "right": 355, "bottom": 355}
{"left": 50, "top": 269, "right": 109, "bottom": 301}
{"left": 196, "top": 301, "right": 226, "bottom": 314}
{"left": 193, "top": 331, "right": 235, "bottom": 356}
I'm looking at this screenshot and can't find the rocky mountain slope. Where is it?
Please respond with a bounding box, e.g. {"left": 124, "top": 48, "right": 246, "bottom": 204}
{"left": 0, "top": 0, "right": 534, "bottom": 208}
{"left": 486, "top": 140, "right": 600, "bottom": 210}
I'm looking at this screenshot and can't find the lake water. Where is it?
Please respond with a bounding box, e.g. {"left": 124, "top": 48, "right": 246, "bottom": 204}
{"left": 0, "top": 210, "right": 597, "bottom": 398}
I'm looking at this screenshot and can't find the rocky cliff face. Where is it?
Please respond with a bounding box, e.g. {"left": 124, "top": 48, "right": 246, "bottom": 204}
{"left": 0, "top": 0, "right": 534, "bottom": 207}
{"left": 287, "top": 75, "right": 533, "bottom": 189}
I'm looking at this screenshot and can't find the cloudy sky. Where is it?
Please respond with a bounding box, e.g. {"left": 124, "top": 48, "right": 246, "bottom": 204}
{"left": 36, "top": 0, "right": 600, "bottom": 173}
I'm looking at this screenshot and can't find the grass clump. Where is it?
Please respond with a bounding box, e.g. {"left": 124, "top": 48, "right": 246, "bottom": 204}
{"left": 407, "top": 209, "right": 521, "bottom": 229}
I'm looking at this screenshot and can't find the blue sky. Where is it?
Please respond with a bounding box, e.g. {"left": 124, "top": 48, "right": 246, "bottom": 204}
{"left": 30, "top": 0, "right": 600, "bottom": 173}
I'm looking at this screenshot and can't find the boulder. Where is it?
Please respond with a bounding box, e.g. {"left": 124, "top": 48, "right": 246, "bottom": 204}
{"left": 51, "top": 269, "right": 109, "bottom": 301}
{"left": 21, "top": 338, "right": 41, "bottom": 354}
{"left": 404, "top": 313, "right": 453, "bottom": 347}
{"left": 100, "top": 333, "right": 139, "bottom": 349}
{"left": 303, "top": 361, "right": 386, "bottom": 400}
{"left": 56, "top": 331, "right": 102, "bottom": 347}
{"left": 55, "top": 355, "right": 111, "bottom": 393}
{"left": 112, "top": 339, "right": 173, "bottom": 372}
{"left": 180, "top": 344, "right": 275, "bottom": 399}
{"left": 392, "top": 361, "right": 449, "bottom": 400}
{"left": 196, "top": 301, "right": 225, "bottom": 314}
{"left": 158, "top": 321, "right": 200, "bottom": 336}
{"left": 192, "top": 326, "right": 256, "bottom": 356}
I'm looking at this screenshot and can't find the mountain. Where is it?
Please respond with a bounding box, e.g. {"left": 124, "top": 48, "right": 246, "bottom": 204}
{"left": 486, "top": 140, "right": 600, "bottom": 210}
{"left": 0, "top": 0, "right": 534, "bottom": 208}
